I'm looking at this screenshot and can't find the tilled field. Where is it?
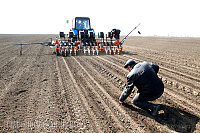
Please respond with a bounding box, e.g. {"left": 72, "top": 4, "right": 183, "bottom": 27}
{"left": 0, "top": 34, "right": 199, "bottom": 132}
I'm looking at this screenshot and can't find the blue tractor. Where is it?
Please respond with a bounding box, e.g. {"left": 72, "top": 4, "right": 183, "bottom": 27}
{"left": 56, "top": 17, "right": 140, "bottom": 56}
{"left": 58, "top": 17, "right": 123, "bottom": 56}
{"left": 68, "top": 17, "right": 95, "bottom": 43}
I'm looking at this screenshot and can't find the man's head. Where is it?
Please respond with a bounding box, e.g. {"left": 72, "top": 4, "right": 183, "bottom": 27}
{"left": 124, "top": 59, "right": 136, "bottom": 72}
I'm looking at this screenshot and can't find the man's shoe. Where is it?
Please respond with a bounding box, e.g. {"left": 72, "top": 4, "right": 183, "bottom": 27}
{"left": 151, "top": 105, "right": 160, "bottom": 116}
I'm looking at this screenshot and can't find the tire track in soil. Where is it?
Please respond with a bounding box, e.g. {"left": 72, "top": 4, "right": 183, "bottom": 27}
{"left": 83, "top": 56, "right": 126, "bottom": 88}
{"left": 56, "top": 57, "right": 96, "bottom": 132}
{"left": 84, "top": 56, "right": 127, "bottom": 91}
{"left": 74, "top": 56, "right": 177, "bottom": 133}
{"left": 61, "top": 57, "right": 102, "bottom": 132}
{"left": 70, "top": 56, "right": 146, "bottom": 133}
{"left": 65, "top": 57, "right": 125, "bottom": 132}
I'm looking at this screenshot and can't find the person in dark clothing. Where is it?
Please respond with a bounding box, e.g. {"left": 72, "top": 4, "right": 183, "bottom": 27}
{"left": 119, "top": 59, "right": 164, "bottom": 116}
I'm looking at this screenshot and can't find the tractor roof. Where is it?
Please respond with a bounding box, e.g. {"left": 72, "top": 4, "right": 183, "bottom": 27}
{"left": 75, "top": 17, "right": 90, "bottom": 20}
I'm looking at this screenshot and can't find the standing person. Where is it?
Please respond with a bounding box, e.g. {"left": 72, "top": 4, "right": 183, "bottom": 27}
{"left": 119, "top": 59, "right": 164, "bottom": 116}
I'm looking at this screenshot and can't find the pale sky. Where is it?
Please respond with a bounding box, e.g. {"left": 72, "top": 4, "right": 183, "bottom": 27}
{"left": 0, "top": 0, "right": 199, "bottom": 37}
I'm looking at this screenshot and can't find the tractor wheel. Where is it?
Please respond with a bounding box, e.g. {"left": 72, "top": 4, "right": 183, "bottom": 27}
{"left": 65, "top": 50, "right": 68, "bottom": 57}
{"left": 118, "top": 49, "right": 122, "bottom": 55}
{"left": 62, "top": 51, "right": 65, "bottom": 57}
{"left": 110, "top": 50, "right": 114, "bottom": 55}
{"left": 56, "top": 50, "right": 59, "bottom": 56}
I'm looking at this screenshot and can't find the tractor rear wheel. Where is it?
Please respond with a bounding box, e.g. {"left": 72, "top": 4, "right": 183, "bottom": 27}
{"left": 65, "top": 50, "right": 68, "bottom": 57}
{"left": 118, "top": 49, "right": 122, "bottom": 55}
{"left": 62, "top": 51, "right": 65, "bottom": 57}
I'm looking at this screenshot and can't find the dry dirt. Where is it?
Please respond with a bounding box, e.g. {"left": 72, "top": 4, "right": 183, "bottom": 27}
{"left": 0, "top": 34, "right": 199, "bottom": 132}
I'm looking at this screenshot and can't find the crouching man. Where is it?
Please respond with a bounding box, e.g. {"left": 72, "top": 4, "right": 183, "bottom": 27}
{"left": 119, "top": 59, "right": 164, "bottom": 116}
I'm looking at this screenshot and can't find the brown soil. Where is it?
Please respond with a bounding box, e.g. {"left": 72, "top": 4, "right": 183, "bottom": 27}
{"left": 0, "top": 34, "right": 199, "bottom": 132}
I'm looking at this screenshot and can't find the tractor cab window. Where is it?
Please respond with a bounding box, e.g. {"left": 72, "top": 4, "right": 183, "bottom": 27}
{"left": 75, "top": 18, "right": 90, "bottom": 30}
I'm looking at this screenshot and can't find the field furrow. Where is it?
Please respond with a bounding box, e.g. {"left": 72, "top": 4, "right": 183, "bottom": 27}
{"left": 0, "top": 35, "right": 199, "bottom": 132}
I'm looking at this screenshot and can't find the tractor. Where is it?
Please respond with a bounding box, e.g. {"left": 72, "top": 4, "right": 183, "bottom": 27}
{"left": 55, "top": 17, "right": 123, "bottom": 56}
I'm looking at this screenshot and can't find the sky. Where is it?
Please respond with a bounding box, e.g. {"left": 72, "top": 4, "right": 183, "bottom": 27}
{"left": 0, "top": 0, "right": 199, "bottom": 37}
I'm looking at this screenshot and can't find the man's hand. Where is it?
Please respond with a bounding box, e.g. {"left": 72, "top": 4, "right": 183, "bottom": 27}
{"left": 119, "top": 101, "right": 124, "bottom": 105}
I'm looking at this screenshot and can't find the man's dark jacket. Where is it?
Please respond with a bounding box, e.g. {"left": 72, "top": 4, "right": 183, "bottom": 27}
{"left": 119, "top": 61, "right": 164, "bottom": 102}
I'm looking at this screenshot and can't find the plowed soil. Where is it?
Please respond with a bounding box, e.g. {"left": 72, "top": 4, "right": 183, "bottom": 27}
{"left": 0, "top": 34, "right": 199, "bottom": 132}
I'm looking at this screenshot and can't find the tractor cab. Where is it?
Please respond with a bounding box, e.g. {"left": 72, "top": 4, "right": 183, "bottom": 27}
{"left": 75, "top": 17, "right": 91, "bottom": 30}
{"left": 69, "top": 17, "right": 95, "bottom": 42}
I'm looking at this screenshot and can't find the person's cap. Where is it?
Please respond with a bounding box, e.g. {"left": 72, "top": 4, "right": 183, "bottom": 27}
{"left": 124, "top": 59, "right": 136, "bottom": 68}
